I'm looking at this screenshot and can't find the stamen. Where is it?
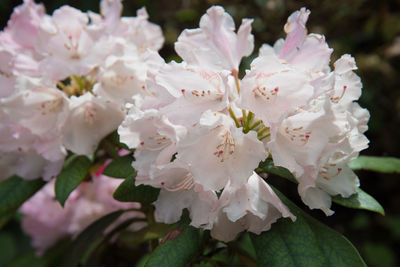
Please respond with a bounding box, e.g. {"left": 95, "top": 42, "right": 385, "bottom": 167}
{"left": 162, "top": 173, "right": 195, "bottom": 191}
{"left": 213, "top": 131, "right": 235, "bottom": 162}
{"left": 253, "top": 85, "right": 279, "bottom": 102}
{"left": 140, "top": 140, "right": 172, "bottom": 151}
{"left": 330, "top": 85, "right": 347, "bottom": 103}
{"left": 320, "top": 166, "right": 343, "bottom": 180}
{"left": 284, "top": 126, "right": 311, "bottom": 146}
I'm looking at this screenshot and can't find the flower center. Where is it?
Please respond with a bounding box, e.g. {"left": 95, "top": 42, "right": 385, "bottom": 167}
{"left": 284, "top": 126, "right": 311, "bottom": 146}
{"left": 57, "top": 73, "right": 96, "bottom": 97}
{"left": 213, "top": 131, "right": 235, "bottom": 162}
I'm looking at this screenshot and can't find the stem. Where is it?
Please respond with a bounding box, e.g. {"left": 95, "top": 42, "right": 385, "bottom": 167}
{"left": 242, "top": 109, "right": 247, "bottom": 128}
{"left": 257, "top": 126, "right": 269, "bottom": 135}
{"left": 232, "top": 69, "right": 241, "bottom": 94}
{"left": 244, "top": 111, "right": 254, "bottom": 133}
{"left": 229, "top": 107, "right": 241, "bottom": 128}
{"left": 258, "top": 131, "right": 271, "bottom": 140}
{"left": 248, "top": 120, "right": 262, "bottom": 131}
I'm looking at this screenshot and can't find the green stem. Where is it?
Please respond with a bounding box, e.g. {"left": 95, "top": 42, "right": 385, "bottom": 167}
{"left": 248, "top": 120, "right": 262, "bottom": 131}
{"left": 258, "top": 131, "right": 271, "bottom": 140}
{"left": 229, "top": 107, "right": 241, "bottom": 128}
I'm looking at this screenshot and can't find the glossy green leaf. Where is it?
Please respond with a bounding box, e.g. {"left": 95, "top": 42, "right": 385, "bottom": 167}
{"left": 349, "top": 156, "right": 400, "bottom": 173}
{"left": 0, "top": 176, "right": 45, "bottom": 228}
{"left": 113, "top": 176, "right": 160, "bottom": 204}
{"left": 103, "top": 155, "right": 135, "bottom": 178}
{"left": 251, "top": 187, "right": 366, "bottom": 267}
{"left": 61, "top": 210, "right": 124, "bottom": 267}
{"left": 118, "top": 223, "right": 172, "bottom": 247}
{"left": 55, "top": 155, "right": 91, "bottom": 206}
{"left": 332, "top": 188, "right": 385, "bottom": 215}
{"left": 257, "top": 158, "right": 297, "bottom": 183}
{"left": 145, "top": 226, "right": 204, "bottom": 267}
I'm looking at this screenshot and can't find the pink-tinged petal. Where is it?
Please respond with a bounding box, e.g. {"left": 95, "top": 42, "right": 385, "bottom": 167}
{"left": 240, "top": 52, "right": 314, "bottom": 125}
{"left": 209, "top": 173, "right": 295, "bottom": 241}
{"left": 3, "top": 0, "right": 45, "bottom": 50}
{"left": 0, "top": 75, "right": 15, "bottom": 98}
{"left": 329, "top": 54, "right": 362, "bottom": 106}
{"left": 279, "top": 8, "right": 310, "bottom": 58}
{"left": 268, "top": 98, "right": 341, "bottom": 177}
{"left": 316, "top": 165, "right": 359, "bottom": 198}
{"left": 154, "top": 185, "right": 217, "bottom": 227}
{"left": 62, "top": 93, "right": 124, "bottom": 156}
{"left": 279, "top": 8, "right": 332, "bottom": 73}
{"left": 117, "top": 8, "right": 164, "bottom": 52}
{"left": 154, "top": 62, "right": 229, "bottom": 126}
{"left": 1, "top": 86, "right": 68, "bottom": 136}
{"left": 175, "top": 6, "right": 254, "bottom": 71}
{"left": 20, "top": 176, "right": 143, "bottom": 255}
{"left": 177, "top": 111, "right": 266, "bottom": 191}
{"left": 100, "top": 0, "right": 122, "bottom": 31}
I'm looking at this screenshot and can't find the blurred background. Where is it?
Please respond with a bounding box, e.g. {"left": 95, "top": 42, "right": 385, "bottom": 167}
{"left": 0, "top": 0, "right": 399, "bottom": 266}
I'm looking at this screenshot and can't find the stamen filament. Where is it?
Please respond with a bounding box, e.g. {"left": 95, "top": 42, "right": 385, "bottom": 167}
{"left": 141, "top": 141, "right": 171, "bottom": 151}
{"left": 163, "top": 174, "right": 194, "bottom": 191}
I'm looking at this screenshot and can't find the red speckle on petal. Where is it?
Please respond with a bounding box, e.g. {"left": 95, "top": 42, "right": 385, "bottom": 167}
{"left": 41, "top": 103, "right": 45, "bottom": 108}
{"left": 18, "top": 147, "right": 22, "bottom": 152}
{"left": 218, "top": 150, "right": 224, "bottom": 155}
{"left": 89, "top": 113, "right": 94, "bottom": 118}
{"left": 274, "top": 87, "right": 279, "bottom": 92}
{"left": 161, "top": 182, "right": 165, "bottom": 186}
{"left": 141, "top": 85, "right": 145, "bottom": 89}
{"left": 338, "top": 168, "right": 342, "bottom": 172}
{"left": 343, "top": 85, "right": 347, "bottom": 90}
{"left": 181, "top": 89, "right": 185, "bottom": 94}
{"left": 130, "top": 76, "right": 134, "bottom": 80}
{"left": 305, "top": 135, "right": 310, "bottom": 139}
{"left": 140, "top": 142, "right": 144, "bottom": 145}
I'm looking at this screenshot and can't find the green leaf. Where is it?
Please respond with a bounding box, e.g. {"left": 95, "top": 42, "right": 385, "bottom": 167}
{"left": 257, "top": 158, "right": 297, "bottom": 183}
{"left": 145, "top": 226, "right": 204, "bottom": 267}
{"left": 250, "top": 187, "right": 366, "bottom": 267}
{"left": 61, "top": 210, "right": 124, "bottom": 267}
{"left": 103, "top": 154, "right": 135, "bottom": 178}
{"left": 0, "top": 176, "right": 45, "bottom": 227}
{"left": 332, "top": 188, "right": 385, "bottom": 215}
{"left": 113, "top": 176, "right": 160, "bottom": 204}
{"left": 55, "top": 155, "right": 91, "bottom": 206}
{"left": 349, "top": 156, "right": 400, "bottom": 173}
{"left": 118, "top": 223, "right": 173, "bottom": 247}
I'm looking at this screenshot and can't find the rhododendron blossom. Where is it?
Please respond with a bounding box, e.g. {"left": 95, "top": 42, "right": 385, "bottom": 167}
{"left": 118, "top": 5, "right": 369, "bottom": 241}
{"left": 0, "top": 0, "right": 371, "bottom": 252}
{"left": 20, "top": 175, "right": 145, "bottom": 254}
{"left": 0, "top": 0, "right": 164, "bottom": 179}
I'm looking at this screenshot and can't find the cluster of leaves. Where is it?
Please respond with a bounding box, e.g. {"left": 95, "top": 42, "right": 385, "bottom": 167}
{"left": 1, "top": 136, "right": 399, "bottom": 266}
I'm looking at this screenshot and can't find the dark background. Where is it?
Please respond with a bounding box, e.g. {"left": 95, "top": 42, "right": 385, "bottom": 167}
{"left": 0, "top": 0, "right": 399, "bottom": 266}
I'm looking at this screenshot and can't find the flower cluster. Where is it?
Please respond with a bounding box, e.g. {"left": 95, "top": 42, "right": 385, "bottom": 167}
{"left": 20, "top": 173, "right": 145, "bottom": 254}
{"left": 0, "top": 0, "right": 163, "bottom": 181}
{"left": 0, "top": 0, "right": 369, "bottom": 245}
{"left": 119, "top": 6, "right": 369, "bottom": 241}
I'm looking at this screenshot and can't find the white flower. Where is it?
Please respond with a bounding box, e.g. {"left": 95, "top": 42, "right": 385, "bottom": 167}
{"left": 62, "top": 93, "right": 124, "bottom": 156}
{"left": 175, "top": 6, "right": 254, "bottom": 72}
